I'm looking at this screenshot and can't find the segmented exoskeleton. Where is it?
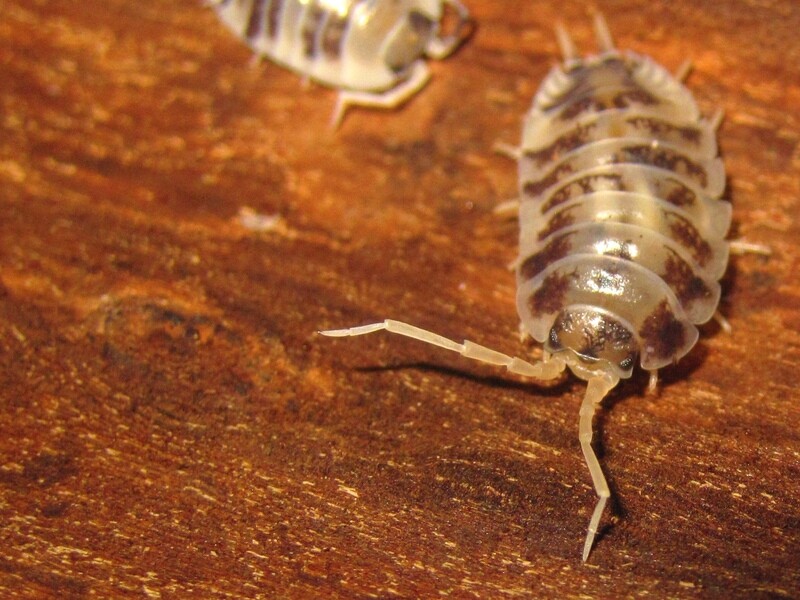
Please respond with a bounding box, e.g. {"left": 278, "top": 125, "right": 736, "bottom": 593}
{"left": 320, "top": 14, "right": 767, "bottom": 561}
{"left": 207, "top": 0, "right": 470, "bottom": 126}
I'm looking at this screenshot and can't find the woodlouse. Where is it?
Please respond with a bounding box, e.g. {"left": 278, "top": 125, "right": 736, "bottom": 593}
{"left": 207, "top": 0, "right": 470, "bottom": 126}
{"left": 319, "top": 14, "right": 768, "bottom": 560}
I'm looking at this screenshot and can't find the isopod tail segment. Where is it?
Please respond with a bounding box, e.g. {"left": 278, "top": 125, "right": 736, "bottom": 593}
{"left": 424, "top": 0, "right": 472, "bottom": 59}
{"left": 331, "top": 0, "right": 472, "bottom": 128}
{"left": 318, "top": 319, "right": 620, "bottom": 561}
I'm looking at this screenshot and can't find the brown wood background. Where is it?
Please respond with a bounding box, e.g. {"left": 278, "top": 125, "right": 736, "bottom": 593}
{"left": 2, "top": 0, "right": 799, "bottom": 597}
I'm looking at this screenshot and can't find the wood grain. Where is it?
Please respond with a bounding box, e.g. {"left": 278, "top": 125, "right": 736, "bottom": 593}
{"left": 1, "top": 1, "right": 798, "bottom": 597}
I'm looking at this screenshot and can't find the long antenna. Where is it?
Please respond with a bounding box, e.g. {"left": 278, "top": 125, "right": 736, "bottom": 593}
{"left": 319, "top": 319, "right": 567, "bottom": 380}
{"left": 592, "top": 12, "right": 615, "bottom": 53}
{"left": 555, "top": 22, "right": 579, "bottom": 63}
{"left": 579, "top": 375, "right": 617, "bottom": 561}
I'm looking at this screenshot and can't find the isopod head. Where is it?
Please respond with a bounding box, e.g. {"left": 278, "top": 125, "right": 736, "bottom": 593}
{"left": 547, "top": 306, "right": 638, "bottom": 381}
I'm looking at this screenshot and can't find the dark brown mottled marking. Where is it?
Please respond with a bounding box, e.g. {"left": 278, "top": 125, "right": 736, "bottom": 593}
{"left": 556, "top": 90, "right": 659, "bottom": 121}
{"left": 662, "top": 249, "right": 713, "bottom": 307}
{"left": 543, "top": 56, "right": 655, "bottom": 113}
{"left": 321, "top": 11, "right": 349, "bottom": 59}
{"left": 541, "top": 173, "right": 624, "bottom": 212}
{"left": 537, "top": 208, "right": 576, "bottom": 240}
{"left": 267, "top": 0, "right": 284, "bottom": 38}
{"left": 245, "top": 0, "right": 267, "bottom": 40}
{"left": 665, "top": 212, "right": 713, "bottom": 266}
{"left": 386, "top": 11, "right": 435, "bottom": 72}
{"left": 518, "top": 234, "right": 573, "bottom": 280}
{"left": 662, "top": 179, "right": 699, "bottom": 208}
{"left": 548, "top": 58, "right": 661, "bottom": 120}
{"left": 528, "top": 271, "right": 573, "bottom": 315}
{"left": 639, "top": 300, "right": 687, "bottom": 362}
{"left": 627, "top": 117, "right": 702, "bottom": 145}
{"left": 618, "top": 145, "right": 708, "bottom": 188}
{"left": 302, "top": 3, "right": 327, "bottom": 58}
{"left": 523, "top": 164, "right": 574, "bottom": 197}
{"left": 612, "top": 89, "right": 658, "bottom": 109}
{"left": 409, "top": 10, "right": 436, "bottom": 36}
{"left": 558, "top": 96, "right": 602, "bottom": 121}
{"left": 525, "top": 125, "right": 593, "bottom": 168}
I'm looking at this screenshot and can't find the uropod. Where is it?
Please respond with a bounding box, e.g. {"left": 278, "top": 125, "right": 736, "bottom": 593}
{"left": 320, "top": 14, "right": 767, "bottom": 560}
{"left": 207, "top": 0, "right": 470, "bottom": 126}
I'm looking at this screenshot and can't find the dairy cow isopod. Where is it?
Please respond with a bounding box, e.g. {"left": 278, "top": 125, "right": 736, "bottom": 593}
{"left": 319, "top": 14, "right": 767, "bottom": 560}
{"left": 208, "top": 0, "right": 470, "bottom": 126}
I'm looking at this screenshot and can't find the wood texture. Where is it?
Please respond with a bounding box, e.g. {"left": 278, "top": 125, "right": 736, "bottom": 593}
{"left": 1, "top": 1, "right": 799, "bottom": 597}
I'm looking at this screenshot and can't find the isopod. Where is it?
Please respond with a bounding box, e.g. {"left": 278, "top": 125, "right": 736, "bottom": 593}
{"left": 320, "top": 14, "right": 768, "bottom": 560}
{"left": 207, "top": 0, "right": 470, "bottom": 126}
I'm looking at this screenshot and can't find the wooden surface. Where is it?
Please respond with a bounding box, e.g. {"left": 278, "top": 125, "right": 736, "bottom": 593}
{"left": 1, "top": 1, "right": 799, "bottom": 597}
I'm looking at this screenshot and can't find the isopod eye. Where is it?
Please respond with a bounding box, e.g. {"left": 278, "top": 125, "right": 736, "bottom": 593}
{"left": 546, "top": 307, "right": 638, "bottom": 379}
{"left": 383, "top": 11, "right": 435, "bottom": 73}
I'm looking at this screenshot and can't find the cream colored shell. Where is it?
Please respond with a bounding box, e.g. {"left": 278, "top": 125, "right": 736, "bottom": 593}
{"left": 516, "top": 46, "right": 731, "bottom": 377}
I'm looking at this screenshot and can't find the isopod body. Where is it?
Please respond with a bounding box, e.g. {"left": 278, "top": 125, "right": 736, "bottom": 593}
{"left": 517, "top": 19, "right": 730, "bottom": 382}
{"left": 207, "top": 0, "right": 470, "bottom": 125}
{"left": 320, "top": 15, "right": 760, "bottom": 561}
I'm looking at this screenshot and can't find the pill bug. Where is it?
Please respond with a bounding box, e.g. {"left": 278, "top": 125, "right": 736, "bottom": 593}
{"left": 207, "top": 0, "right": 470, "bottom": 126}
{"left": 320, "top": 15, "right": 766, "bottom": 560}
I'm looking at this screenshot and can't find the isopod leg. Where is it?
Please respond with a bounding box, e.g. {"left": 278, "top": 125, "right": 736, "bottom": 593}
{"left": 493, "top": 198, "right": 520, "bottom": 218}
{"left": 729, "top": 239, "right": 771, "bottom": 256}
{"left": 713, "top": 311, "right": 733, "bottom": 334}
{"left": 647, "top": 369, "right": 659, "bottom": 395}
{"left": 579, "top": 375, "right": 618, "bottom": 562}
{"left": 518, "top": 322, "right": 529, "bottom": 343}
{"left": 713, "top": 240, "right": 771, "bottom": 334}
{"left": 491, "top": 143, "right": 522, "bottom": 220}
{"left": 492, "top": 141, "right": 521, "bottom": 160}
{"left": 674, "top": 59, "right": 693, "bottom": 82}
{"left": 709, "top": 108, "right": 725, "bottom": 130}
{"left": 330, "top": 61, "right": 431, "bottom": 128}
{"left": 319, "top": 319, "right": 566, "bottom": 381}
